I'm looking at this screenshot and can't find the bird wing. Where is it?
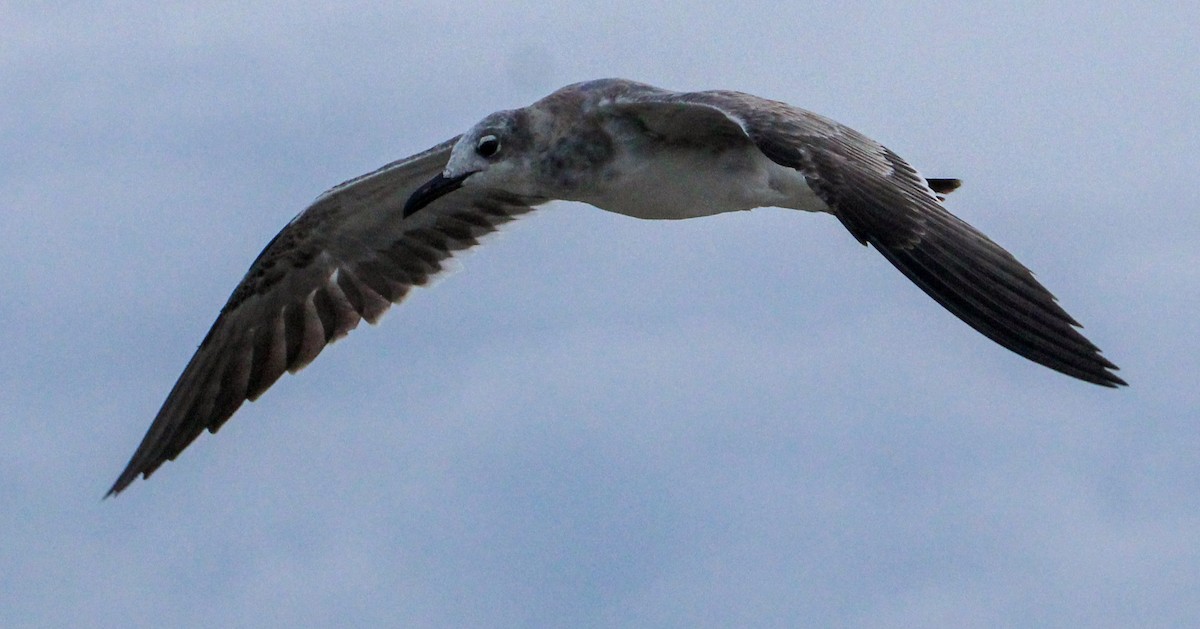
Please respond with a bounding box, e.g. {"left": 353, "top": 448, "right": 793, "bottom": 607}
{"left": 611, "top": 86, "right": 1124, "bottom": 387}
{"left": 109, "top": 138, "right": 539, "bottom": 495}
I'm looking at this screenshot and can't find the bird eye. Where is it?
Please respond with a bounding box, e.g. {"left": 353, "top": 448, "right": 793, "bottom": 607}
{"left": 476, "top": 134, "right": 500, "bottom": 158}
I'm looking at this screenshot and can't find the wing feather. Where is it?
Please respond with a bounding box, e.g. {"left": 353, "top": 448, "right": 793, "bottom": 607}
{"left": 624, "top": 88, "right": 1124, "bottom": 387}
{"left": 108, "top": 139, "right": 539, "bottom": 495}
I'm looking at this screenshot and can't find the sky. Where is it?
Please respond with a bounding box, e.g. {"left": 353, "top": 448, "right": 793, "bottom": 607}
{"left": 2, "top": 2, "right": 1198, "bottom": 627}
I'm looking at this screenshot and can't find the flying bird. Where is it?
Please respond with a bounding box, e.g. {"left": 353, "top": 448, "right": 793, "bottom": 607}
{"left": 108, "top": 78, "right": 1124, "bottom": 496}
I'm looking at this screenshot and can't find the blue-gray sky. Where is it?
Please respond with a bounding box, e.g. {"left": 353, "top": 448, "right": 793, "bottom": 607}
{"left": 3, "top": 2, "right": 1197, "bottom": 627}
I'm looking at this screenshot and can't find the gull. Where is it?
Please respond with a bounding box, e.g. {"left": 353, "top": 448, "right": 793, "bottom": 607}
{"left": 108, "top": 78, "right": 1124, "bottom": 496}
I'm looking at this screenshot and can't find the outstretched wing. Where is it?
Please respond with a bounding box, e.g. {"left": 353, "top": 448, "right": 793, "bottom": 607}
{"left": 109, "top": 138, "right": 539, "bottom": 496}
{"left": 618, "top": 86, "right": 1124, "bottom": 387}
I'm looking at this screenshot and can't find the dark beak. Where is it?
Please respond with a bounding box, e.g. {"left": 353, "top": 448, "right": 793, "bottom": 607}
{"left": 403, "top": 171, "right": 475, "bottom": 217}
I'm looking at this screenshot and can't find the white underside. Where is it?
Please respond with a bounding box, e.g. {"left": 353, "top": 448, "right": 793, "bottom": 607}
{"left": 575, "top": 143, "right": 831, "bottom": 220}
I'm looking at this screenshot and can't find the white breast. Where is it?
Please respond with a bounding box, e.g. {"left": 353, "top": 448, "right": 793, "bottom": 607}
{"left": 574, "top": 143, "right": 831, "bottom": 220}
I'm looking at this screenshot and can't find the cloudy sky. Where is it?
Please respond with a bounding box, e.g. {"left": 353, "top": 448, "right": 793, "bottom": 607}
{"left": 3, "top": 2, "right": 1197, "bottom": 627}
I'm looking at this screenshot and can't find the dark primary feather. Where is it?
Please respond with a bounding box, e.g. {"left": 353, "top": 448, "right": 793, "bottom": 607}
{"left": 661, "top": 89, "right": 1124, "bottom": 387}
{"left": 107, "top": 140, "right": 536, "bottom": 496}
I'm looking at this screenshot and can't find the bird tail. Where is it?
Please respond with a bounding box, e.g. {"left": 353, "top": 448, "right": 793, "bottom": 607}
{"left": 925, "top": 177, "right": 962, "bottom": 201}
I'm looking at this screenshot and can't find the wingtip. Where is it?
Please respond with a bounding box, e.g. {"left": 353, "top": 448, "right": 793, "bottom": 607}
{"left": 1075, "top": 339, "right": 1127, "bottom": 388}
{"left": 1052, "top": 348, "right": 1127, "bottom": 388}
{"left": 105, "top": 462, "right": 147, "bottom": 499}
{"left": 1097, "top": 368, "right": 1128, "bottom": 388}
{"left": 104, "top": 475, "right": 131, "bottom": 499}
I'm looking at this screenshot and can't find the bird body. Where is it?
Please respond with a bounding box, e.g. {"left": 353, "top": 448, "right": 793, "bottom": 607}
{"left": 108, "top": 78, "right": 1123, "bottom": 496}
{"left": 574, "top": 122, "right": 824, "bottom": 220}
